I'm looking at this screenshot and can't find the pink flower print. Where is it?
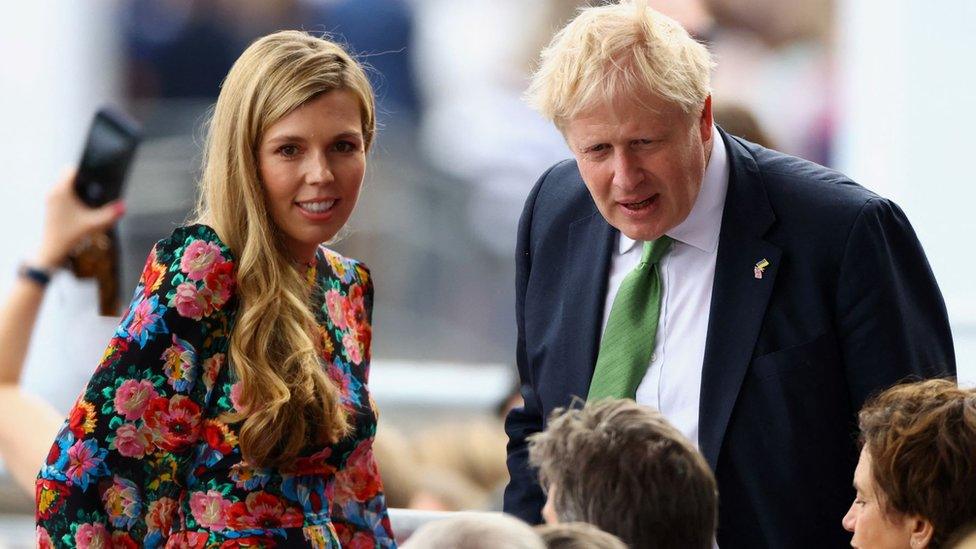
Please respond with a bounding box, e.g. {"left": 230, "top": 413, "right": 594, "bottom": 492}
{"left": 230, "top": 381, "right": 245, "bottom": 413}
{"left": 172, "top": 281, "right": 208, "bottom": 320}
{"left": 180, "top": 240, "right": 224, "bottom": 281}
{"left": 36, "top": 526, "right": 53, "bottom": 549}
{"left": 190, "top": 490, "right": 230, "bottom": 530}
{"left": 326, "top": 290, "right": 348, "bottom": 330}
{"left": 124, "top": 294, "right": 166, "bottom": 348}
{"left": 343, "top": 284, "right": 367, "bottom": 333}
{"left": 202, "top": 354, "right": 225, "bottom": 393}
{"left": 66, "top": 439, "right": 108, "bottom": 491}
{"left": 334, "top": 439, "right": 381, "bottom": 502}
{"left": 114, "top": 379, "right": 158, "bottom": 421}
{"left": 113, "top": 423, "right": 151, "bottom": 458}
{"left": 203, "top": 259, "right": 234, "bottom": 308}
{"left": 343, "top": 332, "right": 363, "bottom": 365}
{"left": 74, "top": 522, "right": 110, "bottom": 549}
{"left": 143, "top": 395, "right": 202, "bottom": 452}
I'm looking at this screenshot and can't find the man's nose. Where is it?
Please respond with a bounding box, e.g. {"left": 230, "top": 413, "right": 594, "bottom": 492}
{"left": 611, "top": 150, "right": 642, "bottom": 191}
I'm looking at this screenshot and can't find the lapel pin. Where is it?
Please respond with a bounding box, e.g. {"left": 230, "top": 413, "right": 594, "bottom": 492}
{"left": 754, "top": 258, "right": 770, "bottom": 279}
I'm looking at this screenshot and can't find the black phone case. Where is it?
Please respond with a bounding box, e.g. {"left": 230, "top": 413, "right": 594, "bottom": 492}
{"left": 74, "top": 107, "right": 142, "bottom": 207}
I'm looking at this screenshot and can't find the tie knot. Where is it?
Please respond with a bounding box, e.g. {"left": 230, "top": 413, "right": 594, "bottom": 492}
{"left": 640, "top": 236, "right": 673, "bottom": 266}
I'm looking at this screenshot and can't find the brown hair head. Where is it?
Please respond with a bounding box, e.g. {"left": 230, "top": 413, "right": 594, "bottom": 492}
{"left": 858, "top": 379, "right": 976, "bottom": 548}
{"left": 528, "top": 398, "right": 717, "bottom": 549}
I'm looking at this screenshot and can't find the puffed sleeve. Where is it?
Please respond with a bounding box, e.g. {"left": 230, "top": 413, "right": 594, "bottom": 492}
{"left": 35, "top": 225, "right": 236, "bottom": 548}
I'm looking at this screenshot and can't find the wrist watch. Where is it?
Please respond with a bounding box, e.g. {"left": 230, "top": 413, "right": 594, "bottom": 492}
{"left": 19, "top": 264, "right": 53, "bottom": 287}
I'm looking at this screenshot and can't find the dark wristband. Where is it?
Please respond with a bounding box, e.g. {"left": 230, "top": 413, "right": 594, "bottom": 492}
{"left": 19, "top": 264, "right": 53, "bottom": 287}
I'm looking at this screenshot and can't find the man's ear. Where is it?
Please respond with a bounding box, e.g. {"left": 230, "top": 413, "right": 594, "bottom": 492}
{"left": 908, "top": 515, "right": 933, "bottom": 548}
{"left": 699, "top": 95, "right": 713, "bottom": 143}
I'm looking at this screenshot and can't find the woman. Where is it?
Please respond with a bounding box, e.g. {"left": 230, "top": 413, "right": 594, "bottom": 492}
{"left": 35, "top": 31, "right": 395, "bottom": 547}
{"left": 843, "top": 379, "right": 976, "bottom": 548}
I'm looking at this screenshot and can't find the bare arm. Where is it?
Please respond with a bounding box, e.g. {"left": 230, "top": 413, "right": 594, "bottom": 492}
{"left": 0, "top": 170, "right": 123, "bottom": 493}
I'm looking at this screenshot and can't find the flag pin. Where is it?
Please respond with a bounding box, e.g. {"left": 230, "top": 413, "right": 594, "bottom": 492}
{"left": 754, "top": 259, "right": 770, "bottom": 279}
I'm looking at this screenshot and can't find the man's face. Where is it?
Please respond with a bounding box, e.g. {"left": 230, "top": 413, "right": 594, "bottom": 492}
{"left": 564, "top": 94, "right": 713, "bottom": 241}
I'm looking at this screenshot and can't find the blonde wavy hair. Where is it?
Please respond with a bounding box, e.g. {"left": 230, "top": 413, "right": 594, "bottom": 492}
{"left": 194, "top": 30, "right": 376, "bottom": 468}
{"left": 525, "top": 0, "right": 714, "bottom": 126}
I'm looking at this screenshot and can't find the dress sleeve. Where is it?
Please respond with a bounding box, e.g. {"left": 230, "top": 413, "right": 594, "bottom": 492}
{"left": 35, "top": 226, "right": 236, "bottom": 547}
{"left": 325, "top": 261, "right": 397, "bottom": 547}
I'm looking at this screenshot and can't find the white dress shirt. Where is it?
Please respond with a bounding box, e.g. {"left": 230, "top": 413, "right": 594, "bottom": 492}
{"left": 599, "top": 130, "right": 729, "bottom": 448}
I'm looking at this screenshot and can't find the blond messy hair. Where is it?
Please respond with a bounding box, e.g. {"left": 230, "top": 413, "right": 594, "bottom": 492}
{"left": 195, "top": 30, "right": 375, "bottom": 468}
{"left": 525, "top": 0, "right": 714, "bottom": 125}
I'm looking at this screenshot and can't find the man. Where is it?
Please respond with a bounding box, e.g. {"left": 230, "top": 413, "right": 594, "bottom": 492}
{"left": 503, "top": 2, "right": 956, "bottom": 547}
{"left": 529, "top": 399, "right": 717, "bottom": 549}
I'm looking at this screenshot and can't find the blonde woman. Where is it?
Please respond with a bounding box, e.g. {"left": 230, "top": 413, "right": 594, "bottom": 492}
{"left": 35, "top": 31, "right": 395, "bottom": 547}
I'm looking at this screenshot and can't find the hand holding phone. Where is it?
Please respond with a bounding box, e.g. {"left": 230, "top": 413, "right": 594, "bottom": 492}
{"left": 68, "top": 107, "right": 141, "bottom": 316}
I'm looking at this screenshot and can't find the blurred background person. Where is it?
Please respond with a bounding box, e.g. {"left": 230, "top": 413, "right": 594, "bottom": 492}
{"left": 535, "top": 522, "right": 628, "bottom": 549}
{"left": 528, "top": 399, "right": 718, "bottom": 549}
{"left": 843, "top": 379, "right": 976, "bottom": 548}
{"left": 949, "top": 525, "right": 976, "bottom": 549}
{"left": 401, "top": 513, "right": 545, "bottom": 549}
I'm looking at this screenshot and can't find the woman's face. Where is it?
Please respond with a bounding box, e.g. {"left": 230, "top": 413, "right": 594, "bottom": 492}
{"left": 842, "top": 448, "right": 923, "bottom": 549}
{"left": 258, "top": 89, "right": 366, "bottom": 262}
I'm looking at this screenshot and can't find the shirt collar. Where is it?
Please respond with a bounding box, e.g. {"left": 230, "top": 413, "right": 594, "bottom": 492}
{"left": 617, "top": 127, "right": 729, "bottom": 255}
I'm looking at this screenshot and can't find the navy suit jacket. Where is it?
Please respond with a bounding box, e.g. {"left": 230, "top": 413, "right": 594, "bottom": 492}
{"left": 503, "top": 129, "right": 956, "bottom": 548}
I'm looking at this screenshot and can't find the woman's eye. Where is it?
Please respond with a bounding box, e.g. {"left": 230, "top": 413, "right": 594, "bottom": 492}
{"left": 334, "top": 141, "right": 358, "bottom": 153}
{"left": 277, "top": 145, "right": 299, "bottom": 157}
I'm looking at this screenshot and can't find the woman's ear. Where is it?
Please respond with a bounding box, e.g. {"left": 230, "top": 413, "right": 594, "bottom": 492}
{"left": 908, "top": 516, "right": 933, "bottom": 549}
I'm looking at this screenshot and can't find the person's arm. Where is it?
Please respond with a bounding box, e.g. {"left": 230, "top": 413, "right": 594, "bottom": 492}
{"left": 0, "top": 171, "right": 123, "bottom": 494}
{"left": 36, "top": 227, "right": 235, "bottom": 545}
{"left": 328, "top": 263, "right": 397, "bottom": 547}
{"left": 835, "top": 197, "right": 956, "bottom": 410}
{"left": 0, "top": 170, "right": 123, "bottom": 384}
{"left": 503, "top": 167, "right": 551, "bottom": 524}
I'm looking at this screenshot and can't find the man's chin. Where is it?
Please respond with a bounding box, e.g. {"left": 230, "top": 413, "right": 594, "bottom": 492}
{"left": 615, "top": 223, "right": 668, "bottom": 242}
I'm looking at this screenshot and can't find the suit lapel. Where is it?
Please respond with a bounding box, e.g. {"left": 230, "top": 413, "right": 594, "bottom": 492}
{"left": 560, "top": 212, "right": 616, "bottom": 402}
{"left": 699, "top": 131, "right": 781, "bottom": 470}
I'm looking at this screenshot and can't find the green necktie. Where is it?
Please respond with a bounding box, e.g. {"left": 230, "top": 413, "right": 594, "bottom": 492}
{"left": 588, "top": 236, "right": 673, "bottom": 401}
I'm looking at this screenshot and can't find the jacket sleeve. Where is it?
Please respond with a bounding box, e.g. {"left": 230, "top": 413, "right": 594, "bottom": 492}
{"left": 835, "top": 197, "right": 955, "bottom": 410}
{"left": 502, "top": 165, "right": 555, "bottom": 524}
{"left": 35, "top": 227, "right": 236, "bottom": 547}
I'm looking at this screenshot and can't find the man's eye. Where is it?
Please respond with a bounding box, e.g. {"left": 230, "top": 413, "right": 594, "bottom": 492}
{"left": 589, "top": 144, "right": 609, "bottom": 153}
{"left": 634, "top": 139, "right": 653, "bottom": 146}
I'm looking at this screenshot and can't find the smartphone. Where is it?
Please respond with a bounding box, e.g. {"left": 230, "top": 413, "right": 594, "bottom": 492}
{"left": 73, "top": 108, "right": 142, "bottom": 207}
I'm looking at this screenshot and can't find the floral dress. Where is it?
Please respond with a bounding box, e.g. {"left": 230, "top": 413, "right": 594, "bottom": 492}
{"left": 35, "top": 225, "right": 395, "bottom": 548}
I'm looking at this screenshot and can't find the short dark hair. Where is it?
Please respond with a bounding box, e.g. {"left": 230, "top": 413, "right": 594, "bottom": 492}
{"left": 859, "top": 379, "right": 976, "bottom": 548}
{"left": 528, "top": 399, "right": 717, "bottom": 549}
